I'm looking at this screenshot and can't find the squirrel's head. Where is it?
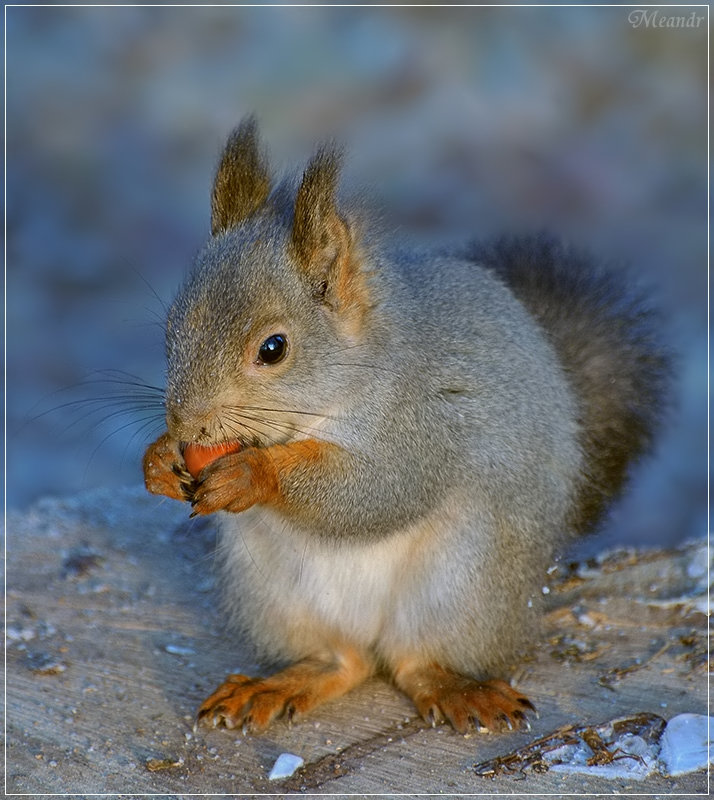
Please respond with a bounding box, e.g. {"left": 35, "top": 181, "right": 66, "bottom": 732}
{"left": 164, "top": 117, "right": 374, "bottom": 447}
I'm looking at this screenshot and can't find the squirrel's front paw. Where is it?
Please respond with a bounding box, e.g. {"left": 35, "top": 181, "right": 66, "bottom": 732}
{"left": 143, "top": 432, "right": 195, "bottom": 502}
{"left": 190, "top": 448, "right": 279, "bottom": 516}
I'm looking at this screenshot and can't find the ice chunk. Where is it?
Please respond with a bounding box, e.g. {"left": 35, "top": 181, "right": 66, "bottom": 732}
{"left": 164, "top": 643, "right": 196, "bottom": 656}
{"left": 659, "top": 713, "right": 712, "bottom": 776}
{"left": 548, "top": 732, "right": 657, "bottom": 780}
{"left": 268, "top": 752, "right": 304, "bottom": 780}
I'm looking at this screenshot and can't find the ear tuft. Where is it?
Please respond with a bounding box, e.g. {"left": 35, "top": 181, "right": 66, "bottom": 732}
{"left": 291, "top": 146, "right": 347, "bottom": 281}
{"left": 211, "top": 116, "right": 271, "bottom": 235}
{"left": 291, "top": 146, "right": 371, "bottom": 334}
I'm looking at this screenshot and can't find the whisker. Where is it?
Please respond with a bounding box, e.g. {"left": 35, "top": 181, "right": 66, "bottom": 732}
{"left": 226, "top": 410, "right": 299, "bottom": 433}
{"left": 198, "top": 508, "right": 270, "bottom": 581}
{"left": 223, "top": 410, "right": 324, "bottom": 445}
{"left": 115, "top": 415, "right": 167, "bottom": 472}
{"left": 220, "top": 413, "right": 283, "bottom": 446}
{"left": 215, "top": 415, "right": 270, "bottom": 448}
{"left": 219, "top": 409, "right": 375, "bottom": 470}
{"left": 298, "top": 538, "right": 309, "bottom": 587}
{"left": 233, "top": 405, "right": 339, "bottom": 422}
{"left": 237, "top": 508, "right": 273, "bottom": 581}
{"left": 25, "top": 393, "right": 164, "bottom": 429}
{"left": 127, "top": 263, "right": 171, "bottom": 319}
{"left": 327, "top": 362, "right": 393, "bottom": 374}
{"left": 21, "top": 368, "right": 169, "bottom": 490}
{"left": 125, "top": 414, "right": 169, "bottom": 452}
{"left": 58, "top": 403, "right": 166, "bottom": 439}
{"left": 310, "top": 340, "right": 393, "bottom": 358}
{"left": 81, "top": 413, "right": 166, "bottom": 483}
{"left": 83, "top": 367, "right": 166, "bottom": 392}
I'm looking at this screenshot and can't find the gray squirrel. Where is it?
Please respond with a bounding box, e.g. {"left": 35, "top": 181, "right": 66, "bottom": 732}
{"left": 143, "top": 117, "right": 669, "bottom": 734}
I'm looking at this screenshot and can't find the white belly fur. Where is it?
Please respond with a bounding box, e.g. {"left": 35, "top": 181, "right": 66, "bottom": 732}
{"left": 215, "top": 497, "right": 462, "bottom": 656}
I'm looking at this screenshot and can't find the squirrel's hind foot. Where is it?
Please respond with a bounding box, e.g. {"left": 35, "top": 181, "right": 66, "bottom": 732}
{"left": 196, "top": 646, "right": 371, "bottom": 734}
{"left": 393, "top": 661, "right": 535, "bottom": 735}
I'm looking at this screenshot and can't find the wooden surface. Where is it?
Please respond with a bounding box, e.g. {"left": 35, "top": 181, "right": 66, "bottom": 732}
{"left": 6, "top": 487, "right": 709, "bottom": 795}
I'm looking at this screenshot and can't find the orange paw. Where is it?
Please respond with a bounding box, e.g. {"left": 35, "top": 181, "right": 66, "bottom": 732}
{"left": 143, "top": 432, "right": 195, "bottom": 502}
{"left": 197, "top": 649, "right": 371, "bottom": 734}
{"left": 197, "top": 673, "right": 289, "bottom": 733}
{"left": 190, "top": 449, "right": 277, "bottom": 516}
{"left": 395, "top": 663, "right": 535, "bottom": 735}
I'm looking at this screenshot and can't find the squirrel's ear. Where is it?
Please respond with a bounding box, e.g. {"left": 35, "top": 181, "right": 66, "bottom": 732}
{"left": 211, "top": 116, "right": 271, "bottom": 235}
{"left": 291, "top": 147, "right": 367, "bottom": 323}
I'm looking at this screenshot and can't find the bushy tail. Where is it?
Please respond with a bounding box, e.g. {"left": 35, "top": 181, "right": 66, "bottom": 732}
{"left": 466, "top": 234, "right": 672, "bottom": 535}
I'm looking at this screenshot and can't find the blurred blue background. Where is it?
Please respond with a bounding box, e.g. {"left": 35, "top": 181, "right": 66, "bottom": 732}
{"left": 6, "top": 4, "right": 707, "bottom": 548}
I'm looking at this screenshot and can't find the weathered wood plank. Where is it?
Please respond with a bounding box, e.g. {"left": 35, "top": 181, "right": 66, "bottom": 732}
{"left": 6, "top": 487, "right": 709, "bottom": 794}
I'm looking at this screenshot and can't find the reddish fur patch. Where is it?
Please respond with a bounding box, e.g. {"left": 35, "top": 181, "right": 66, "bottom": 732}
{"left": 143, "top": 432, "right": 192, "bottom": 502}
{"left": 290, "top": 149, "right": 371, "bottom": 338}
{"left": 197, "top": 644, "right": 371, "bottom": 733}
{"left": 393, "top": 659, "right": 534, "bottom": 734}
{"left": 270, "top": 438, "right": 332, "bottom": 475}
{"left": 189, "top": 438, "right": 337, "bottom": 516}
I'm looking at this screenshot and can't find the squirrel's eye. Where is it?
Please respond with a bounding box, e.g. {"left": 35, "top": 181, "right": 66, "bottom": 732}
{"left": 257, "top": 334, "right": 288, "bottom": 365}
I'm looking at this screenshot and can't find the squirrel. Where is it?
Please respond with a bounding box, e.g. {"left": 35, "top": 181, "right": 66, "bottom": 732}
{"left": 143, "top": 117, "right": 670, "bottom": 735}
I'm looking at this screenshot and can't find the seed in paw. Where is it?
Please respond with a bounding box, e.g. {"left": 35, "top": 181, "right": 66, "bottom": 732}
{"left": 183, "top": 441, "right": 242, "bottom": 479}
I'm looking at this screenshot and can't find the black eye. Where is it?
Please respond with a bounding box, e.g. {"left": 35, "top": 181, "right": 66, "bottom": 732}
{"left": 257, "top": 334, "right": 288, "bottom": 365}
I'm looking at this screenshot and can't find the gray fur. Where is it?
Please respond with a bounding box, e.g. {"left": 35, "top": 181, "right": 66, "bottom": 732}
{"left": 163, "top": 122, "right": 669, "bottom": 682}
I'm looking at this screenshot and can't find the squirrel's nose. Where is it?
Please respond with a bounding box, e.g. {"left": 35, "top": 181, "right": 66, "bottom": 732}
{"left": 165, "top": 395, "right": 218, "bottom": 444}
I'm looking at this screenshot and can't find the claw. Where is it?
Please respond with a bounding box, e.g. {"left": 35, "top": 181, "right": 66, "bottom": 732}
{"left": 512, "top": 705, "right": 535, "bottom": 728}
{"left": 197, "top": 650, "right": 370, "bottom": 736}
{"left": 425, "top": 706, "right": 442, "bottom": 727}
{"left": 395, "top": 665, "right": 537, "bottom": 736}
{"left": 518, "top": 697, "right": 537, "bottom": 712}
